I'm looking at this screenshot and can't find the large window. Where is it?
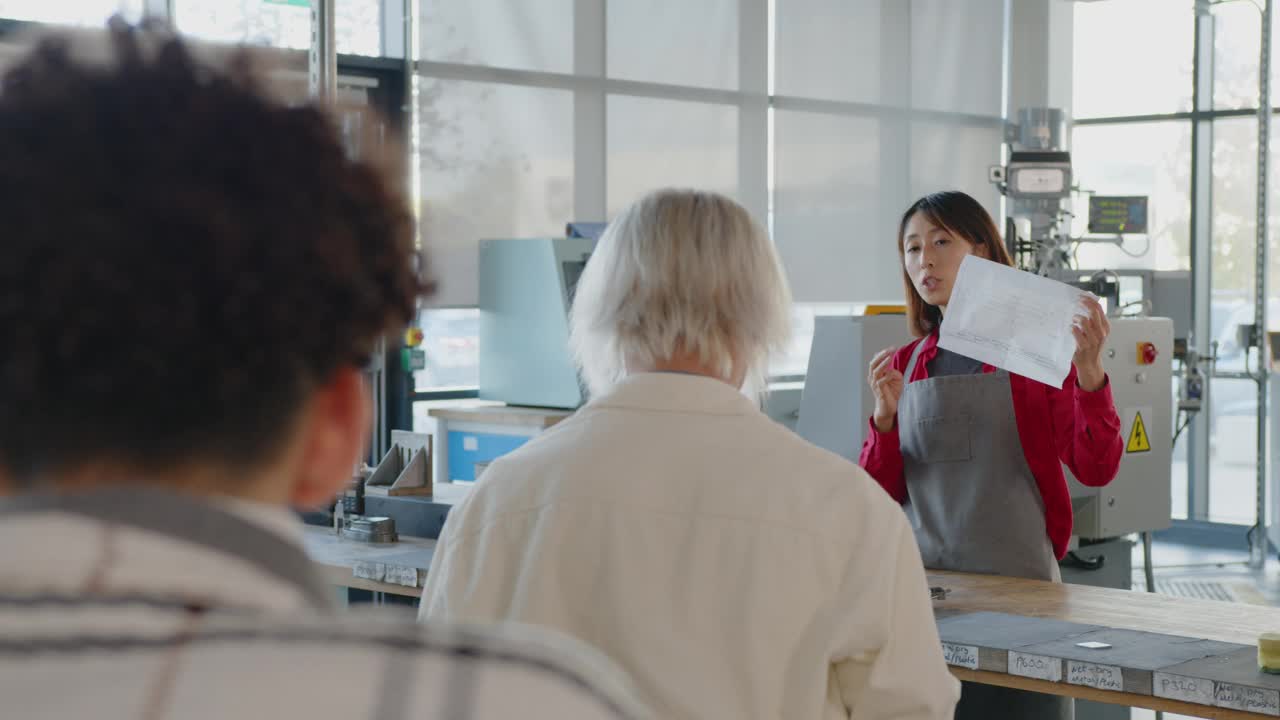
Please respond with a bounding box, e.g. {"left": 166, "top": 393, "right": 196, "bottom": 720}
{"left": 1073, "top": 0, "right": 1280, "bottom": 528}
{"left": 417, "top": 79, "right": 574, "bottom": 307}
{"left": 1070, "top": 122, "right": 1191, "bottom": 272}
{"left": 772, "top": 111, "right": 884, "bottom": 303}
{"left": 413, "top": 308, "right": 480, "bottom": 391}
{"left": 1209, "top": 118, "right": 1260, "bottom": 525}
{"left": 1205, "top": 116, "right": 1280, "bottom": 526}
{"left": 1072, "top": 1, "right": 1194, "bottom": 119}
{"left": 607, "top": 0, "right": 738, "bottom": 90}
{"left": 0, "top": 2, "right": 384, "bottom": 58}
{"left": 0, "top": 1, "right": 141, "bottom": 25}
{"left": 771, "top": 0, "right": 1004, "bottom": 306}
{"left": 411, "top": 0, "right": 1008, "bottom": 389}
{"left": 420, "top": 0, "right": 572, "bottom": 73}
{"left": 607, "top": 97, "right": 739, "bottom": 216}
{"left": 1071, "top": 1, "right": 1194, "bottom": 523}
{"left": 173, "top": 0, "right": 382, "bottom": 56}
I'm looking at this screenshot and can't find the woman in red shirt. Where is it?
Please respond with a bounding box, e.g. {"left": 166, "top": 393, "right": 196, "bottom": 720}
{"left": 859, "top": 191, "right": 1123, "bottom": 720}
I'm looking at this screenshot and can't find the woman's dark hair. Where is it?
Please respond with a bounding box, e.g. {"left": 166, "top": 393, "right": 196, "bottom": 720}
{"left": 0, "top": 21, "right": 433, "bottom": 484}
{"left": 897, "top": 191, "right": 1013, "bottom": 337}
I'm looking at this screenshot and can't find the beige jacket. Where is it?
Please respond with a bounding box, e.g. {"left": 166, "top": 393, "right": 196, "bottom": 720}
{"left": 419, "top": 373, "right": 960, "bottom": 720}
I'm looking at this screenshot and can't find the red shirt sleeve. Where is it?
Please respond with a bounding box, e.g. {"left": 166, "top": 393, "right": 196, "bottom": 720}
{"left": 858, "top": 342, "right": 919, "bottom": 504}
{"left": 1050, "top": 365, "right": 1123, "bottom": 487}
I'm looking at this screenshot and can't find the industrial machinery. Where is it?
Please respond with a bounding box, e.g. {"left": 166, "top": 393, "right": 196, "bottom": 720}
{"left": 992, "top": 122, "right": 1187, "bottom": 720}
{"left": 992, "top": 108, "right": 1155, "bottom": 278}
{"left": 1065, "top": 317, "right": 1174, "bottom": 541}
{"left": 796, "top": 314, "right": 912, "bottom": 462}
{"left": 993, "top": 108, "right": 1202, "bottom": 430}
{"left": 478, "top": 237, "right": 593, "bottom": 409}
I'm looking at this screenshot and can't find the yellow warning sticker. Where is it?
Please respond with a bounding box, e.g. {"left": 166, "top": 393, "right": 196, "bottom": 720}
{"left": 1126, "top": 411, "right": 1152, "bottom": 454}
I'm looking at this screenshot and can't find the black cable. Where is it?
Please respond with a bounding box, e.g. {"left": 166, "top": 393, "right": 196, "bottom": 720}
{"left": 1115, "top": 233, "right": 1152, "bottom": 258}
{"left": 1172, "top": 410, "right": 1192, "bottom": 447}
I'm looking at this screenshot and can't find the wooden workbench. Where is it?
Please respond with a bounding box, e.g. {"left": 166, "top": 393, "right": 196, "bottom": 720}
{"left": 304, "top": 526, "right": 434, "bottom": 598}
{"left": 300, "top": 536, "right": 1280, "bottom": 716}
{"left": 931, "top": 570, "right": 1280, "bottom": 718}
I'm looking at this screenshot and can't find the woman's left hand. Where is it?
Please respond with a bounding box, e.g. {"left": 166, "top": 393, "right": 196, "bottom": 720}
{"left": 1072, "top": 295, "right": 1110, "bottom": 392}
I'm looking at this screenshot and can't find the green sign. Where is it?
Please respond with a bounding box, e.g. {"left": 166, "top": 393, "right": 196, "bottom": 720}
{"left": 263, "top": 0, "right": 311, "bottom": 8}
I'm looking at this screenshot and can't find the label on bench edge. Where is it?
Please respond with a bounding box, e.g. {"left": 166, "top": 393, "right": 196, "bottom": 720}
{"left": 384, "top": 565, "right": 420, "bottom": 588}
{"left": 1216, "top": 682, "right": 1280, "bottom": 716}
{"left": 352, "top": 561, "right": 384, "bottom": 582}
{"left": 1153, "top": 672, "right": 1215, "bottom": 706}
{"left": 1066, "top": 661, "right": 1124, "bottom": 692}
{"left": 1009, "top": 651, "right": 1062, "bottom": 682}
{"left": 942, "top": 643, "right": 980, "bottom": 670}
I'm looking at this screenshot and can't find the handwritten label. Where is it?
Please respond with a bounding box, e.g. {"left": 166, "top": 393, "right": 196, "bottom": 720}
{"left": 352, "top": 561, "right": 384, "bottom": 581}
{"left": 384, "top": 565, "right": 421, "bottom": 588}
{"left": 352, "top": 562, "right": 420, "bottom": 588}
{"left": 942, "top": 643, "right": 979, "bottom": 669}
{"left": 1216, "top": 682, "right": 1280, "bottom": 716}
{"left": 1009, "top": 652, "right": 1062, "bottom": 682}
{"left": 1067, "top": 661, "right": 1124, "bottom": 691}
{"left": 1153, "top": 672, "right": 1215, "bottom": 706}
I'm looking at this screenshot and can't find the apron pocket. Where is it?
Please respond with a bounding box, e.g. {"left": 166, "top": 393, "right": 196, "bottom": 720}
{"left": 915, "top": 415, "right": 972, "bottom": 463}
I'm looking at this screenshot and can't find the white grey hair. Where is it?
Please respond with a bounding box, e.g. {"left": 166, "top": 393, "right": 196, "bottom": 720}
{"left": 569, "top": 188, "right": 793, "bottom": 397}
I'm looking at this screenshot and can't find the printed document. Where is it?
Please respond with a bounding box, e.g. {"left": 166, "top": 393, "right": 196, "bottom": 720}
{"left": 938, "top": 255, "right": 1087, "bottom": 388}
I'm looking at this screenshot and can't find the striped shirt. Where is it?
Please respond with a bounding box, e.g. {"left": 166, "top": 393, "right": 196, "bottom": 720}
{"left": 0, "top": 488, "right": 650, "bottom": 720}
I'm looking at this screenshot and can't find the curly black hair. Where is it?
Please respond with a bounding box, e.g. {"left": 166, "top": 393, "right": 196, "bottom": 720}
{"left": 0, "top": 21, "right": 432, "bottom": 484}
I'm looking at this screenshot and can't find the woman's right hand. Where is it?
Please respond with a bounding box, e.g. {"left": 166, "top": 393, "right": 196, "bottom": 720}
{"left": 868, "top": 347, "right": 904, "bottom": 433}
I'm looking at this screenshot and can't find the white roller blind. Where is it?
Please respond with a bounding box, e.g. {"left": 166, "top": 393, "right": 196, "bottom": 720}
{"left": 418, "top": 80, "right": 574, "bottom": 307}
{"left": 607, "top": 97, "right": 739, "bottom": 216}
{"left": 415, "top": 0, "right": 1003, "bottom": 307}
{"left": 773, "top": 111, "right": 886, "bottom": 302}
{"left": 416, "top": 0, "right": 740, "bottom": 307}
{"left": 420, "top": 0, "right": 573, "bottom": 73}
{"left": 606, "top": 0, "right": 739, "bottom": 90}
{"left": 773, "top": 0, "right": 1006, "bottom": 303}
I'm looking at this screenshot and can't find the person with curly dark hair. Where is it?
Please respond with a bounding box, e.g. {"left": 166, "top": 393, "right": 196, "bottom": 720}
{"left": 0, "top": 20, "right": 648, "bottom": 720}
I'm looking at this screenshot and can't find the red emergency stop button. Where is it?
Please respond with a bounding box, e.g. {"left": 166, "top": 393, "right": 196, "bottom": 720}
{"left": 1138, "top": 342, "right": 1158, "bottom": 365}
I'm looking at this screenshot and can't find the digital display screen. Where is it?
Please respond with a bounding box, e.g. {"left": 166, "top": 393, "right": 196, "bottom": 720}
{"left": 1088, "top": 196, "right": 1148, "bottom": 235}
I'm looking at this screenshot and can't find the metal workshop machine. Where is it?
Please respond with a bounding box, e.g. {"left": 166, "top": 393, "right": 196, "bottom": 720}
{"left": 478, "top": 236, "right": 593, "bottom": 409}
{"left": 1065, "top": 318, "right": 1174, "bottom": 541}
{"left": 429, "top": 232, "right": 595, "bottom": 485}
{"left": 991, "top": 107, "right": 1187, "bottom": 547}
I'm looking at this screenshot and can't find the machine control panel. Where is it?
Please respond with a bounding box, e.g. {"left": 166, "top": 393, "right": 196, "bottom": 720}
{"left": 1067, "top": 317, "right": 1174, "bottom": 539}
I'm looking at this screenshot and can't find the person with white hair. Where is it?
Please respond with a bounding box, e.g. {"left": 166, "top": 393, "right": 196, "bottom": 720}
{"left": 419, "top": 188, "right": 959, "bottom": 720}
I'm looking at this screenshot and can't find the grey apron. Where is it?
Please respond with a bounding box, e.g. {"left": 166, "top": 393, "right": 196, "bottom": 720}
{"left": 899, "top": 341, "right": 1070, "bottom": 720}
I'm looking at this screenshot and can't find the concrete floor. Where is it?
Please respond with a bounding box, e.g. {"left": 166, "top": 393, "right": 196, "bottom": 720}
{"left": 1131, "top": 538, "right": 1279, "bottom": 604}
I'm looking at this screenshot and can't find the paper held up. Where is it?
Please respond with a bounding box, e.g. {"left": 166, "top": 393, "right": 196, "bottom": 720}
{"left": 937, "top": 255, "right": 1088, "bottom": 388}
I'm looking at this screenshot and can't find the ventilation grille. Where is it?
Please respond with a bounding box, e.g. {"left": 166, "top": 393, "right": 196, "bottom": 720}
{"left": 1132, "top": 579, "right": 1238, "bottom": 602}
